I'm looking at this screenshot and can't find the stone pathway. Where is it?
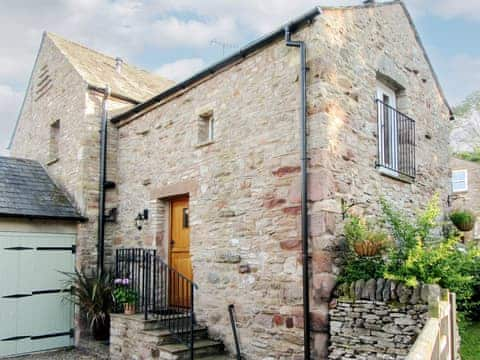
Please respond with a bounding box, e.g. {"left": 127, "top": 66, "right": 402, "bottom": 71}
{"left": 14, "top": 339, "right": 109, "bottom": 360}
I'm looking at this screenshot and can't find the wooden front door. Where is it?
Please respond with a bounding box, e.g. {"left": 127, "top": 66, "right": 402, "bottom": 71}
{"left": 169, "top": 196, "right": 192, "bottom": 307}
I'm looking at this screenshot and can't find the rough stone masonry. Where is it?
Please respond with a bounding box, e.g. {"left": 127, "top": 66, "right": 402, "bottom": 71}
{"left": 329, "top": 279, "right": 438, "bottom": 360}
{"left": 9, "top": 2, "right": 453, "bottom": 359}
{"left": 111, "top": 3, "right": 451, "bottom": 358}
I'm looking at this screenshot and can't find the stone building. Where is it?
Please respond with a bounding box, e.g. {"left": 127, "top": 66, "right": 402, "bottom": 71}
{"left": 9, "top": 32, "right": 173, "bottom": 273}
{"left": 450, "top": 157, "right": 480, "bottom": 241}
{"left": 449, "top": 94, "right": 480, "bottom": 242}
{"left": 9, "top": 1, "right": 452, "bottom": 358}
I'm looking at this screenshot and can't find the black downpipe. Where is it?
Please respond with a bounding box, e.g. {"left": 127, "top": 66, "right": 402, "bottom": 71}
{"left": 97, "top": 85, "right": 111, "bottom": 276}
{"left": 285, "top": 26, "right": 311, "bottom": 359}
{"left": 228, "top": 304, "right": 242, "bottom": 360}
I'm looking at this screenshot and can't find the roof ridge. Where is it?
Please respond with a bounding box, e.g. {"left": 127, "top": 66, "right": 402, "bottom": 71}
{"left": 45, "top": 31, "right": 154, "bottom": 76}
{"left": 43, "top": 31, "right": 173, "bottom": 102}
{"left": 320, "top": 0, "right": 402, "bottom": 11}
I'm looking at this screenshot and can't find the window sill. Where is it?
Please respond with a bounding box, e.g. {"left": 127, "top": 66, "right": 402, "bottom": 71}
{"left": 195, "top": 140, "right": 214, "bottom": 148}
{"left": 377, "top": 166, "right": 414, "bottom": 184}
{"left": 46, "top": 157, "right": 59, "bottom": 166}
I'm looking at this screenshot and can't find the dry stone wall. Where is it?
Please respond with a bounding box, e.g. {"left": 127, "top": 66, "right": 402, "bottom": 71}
{"left": 329, "top": 280, "right": 440, "bottom": 360}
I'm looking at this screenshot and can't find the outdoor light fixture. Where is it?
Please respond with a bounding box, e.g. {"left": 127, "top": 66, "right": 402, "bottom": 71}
{"left": 135, "top": 209, "right": 149, "bottom": 230}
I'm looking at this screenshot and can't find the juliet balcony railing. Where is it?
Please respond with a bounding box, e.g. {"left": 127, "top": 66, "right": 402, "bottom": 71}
{"left": 376, "top": 99, "right": 416, "bottom": 179}
{"left": 115, "top": 248, "right": 197, "bottom": 359}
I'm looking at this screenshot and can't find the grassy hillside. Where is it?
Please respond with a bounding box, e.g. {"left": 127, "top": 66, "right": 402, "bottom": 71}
{"left": 454, "top": 90, "right": 480, "bottom": 118}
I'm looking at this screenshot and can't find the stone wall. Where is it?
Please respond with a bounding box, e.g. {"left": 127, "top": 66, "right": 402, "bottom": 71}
{"left": 9, "top": 34, "right": 91, "bottom": 270}
{"left": 112, "top": 3, "right": 451, "bottom": 358}
{"left": 329, "top": 280, "right": 440, "bottom": 360}
{"left": 110, "top": 314, "right": 158, "bottom": 360}
{"left": 9, "top": 33, "right": 131, "bottom": 273}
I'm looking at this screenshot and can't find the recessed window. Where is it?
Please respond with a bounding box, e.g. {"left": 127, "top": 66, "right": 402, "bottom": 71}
{"left": 49, "top": 119, "right": 60, "bottom": 161}
{"left": 452, "top": 169, "right": 468, "bottom": 193}
{"left": 376, "top": 80, "right": 416, "bottom": 179}
{"left": 197, "top": 111, "right": 214, "bottom": 144}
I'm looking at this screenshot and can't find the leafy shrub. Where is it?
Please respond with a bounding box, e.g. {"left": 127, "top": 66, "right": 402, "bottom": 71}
{"left": 380, "top": 195, "right": 440, "bottom": 286}
{"left": 339, "top": 215, "right": 388, "bottom": 283}
{"left": 380, "top": 195, "right": 480, "bottom": 319}
{"left": 338, "top": 255, "right": 385, "bottom": 284}
{"left": 455, "top": 146, "right": 480, "bottom": 163}
{"left": 450, "top": 210, "right": 476, "bottom": 232}
{"left": 339, "top": 195, "right": 480, "bottom": 320}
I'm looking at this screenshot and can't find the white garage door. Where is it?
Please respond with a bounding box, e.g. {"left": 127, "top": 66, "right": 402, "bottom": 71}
{"left": 0, "top": 232, "right": 75, "bottom": 357}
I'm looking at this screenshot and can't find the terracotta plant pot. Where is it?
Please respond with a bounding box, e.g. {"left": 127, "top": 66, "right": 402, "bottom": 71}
{"left": 124, "top": 303, "right": 136, "bottom": 315}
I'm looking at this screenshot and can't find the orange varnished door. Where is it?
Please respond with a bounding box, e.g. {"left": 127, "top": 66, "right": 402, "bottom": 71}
{"left": 169, "top": 196, "right": 192, "bottom": 308}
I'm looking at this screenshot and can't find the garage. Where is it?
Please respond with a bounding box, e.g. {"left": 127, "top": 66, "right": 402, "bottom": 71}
{"left": 0, "top": 157, "right": 84, "bottom": 357}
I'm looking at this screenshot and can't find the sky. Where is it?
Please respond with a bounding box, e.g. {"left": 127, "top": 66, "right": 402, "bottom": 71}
{"left": 1, "top": 0, "right": 480, "bottom": 155}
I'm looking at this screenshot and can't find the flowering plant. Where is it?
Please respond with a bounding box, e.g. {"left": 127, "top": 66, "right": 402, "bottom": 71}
{"left": 113, "top": 278, "right": 138, "bottom": 305}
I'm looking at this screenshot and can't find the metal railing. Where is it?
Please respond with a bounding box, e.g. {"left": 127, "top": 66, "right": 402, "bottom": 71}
{"left": 376, "top": 99, "right": 416, "bottom": 179}
{"left": 115, "top": 248, "right": 197, "bottom": 359}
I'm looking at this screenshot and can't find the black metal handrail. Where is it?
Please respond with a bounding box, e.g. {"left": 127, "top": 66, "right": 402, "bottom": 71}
{"left": 375, "top": 99, "right": 416, "bottom": 179}
{"left": 115, "top": 248, "right": 197, "bottom": 359}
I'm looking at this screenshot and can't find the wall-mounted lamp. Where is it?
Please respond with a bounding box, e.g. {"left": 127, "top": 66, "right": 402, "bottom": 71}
{"left": 135, "top": 209, "right": 149, "bottom": 230}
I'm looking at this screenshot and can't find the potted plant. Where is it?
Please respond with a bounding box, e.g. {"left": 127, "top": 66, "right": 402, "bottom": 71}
{"left": 64, "top": 269, "right": 113, "bottom": 341}
{"left": 344, "top": 215, "right": 389, "bottom": 257}
{"left": 113, "top": 278, "right": 138, "bottom": 315}
{"left": 450, "top": 210, "right": 476, "bottom": 232}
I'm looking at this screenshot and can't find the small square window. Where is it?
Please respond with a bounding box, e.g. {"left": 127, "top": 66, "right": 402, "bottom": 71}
{"left": 452, "top": 169, "right": 468, "bottom": 192}
{"left": 197, "top": 111, "right": 214, "bottom": 144}
{"left": 49, "top": 119, "right": 60, "bottom": 161}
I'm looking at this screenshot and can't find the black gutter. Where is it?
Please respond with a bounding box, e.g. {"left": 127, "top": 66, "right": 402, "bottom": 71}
{"left": 111, "top": 7, "right": 321, "bottom": 124}
{"left": 0, "top": 212, "right": 87, "bottom": 222}
{"left": 285, "top": 21, "right": 314, "bottom": 359}
{"left": 97, "top": 85, "right": 111, "bottom": 276}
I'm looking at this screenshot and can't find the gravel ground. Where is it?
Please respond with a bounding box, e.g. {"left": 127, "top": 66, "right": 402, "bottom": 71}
{"left": 13, "top": 339, "right": 109, "bottom": 360}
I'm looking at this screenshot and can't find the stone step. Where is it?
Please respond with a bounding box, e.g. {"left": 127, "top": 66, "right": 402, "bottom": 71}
{"left": 144, "top": 314, "right": 194, "bottom": 331}
{"left": 158, "top": 339, "right": 225, "bottom": 360}
{"left": 139, "top": 326, "right": 209, "bottom": 346}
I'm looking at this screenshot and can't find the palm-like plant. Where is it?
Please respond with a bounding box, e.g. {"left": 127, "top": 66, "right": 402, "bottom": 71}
{"left": 63, "top": 269, "right": 114, "bottom": 340}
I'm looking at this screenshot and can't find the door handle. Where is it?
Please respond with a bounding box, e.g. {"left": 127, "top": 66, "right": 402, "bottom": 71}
{"left": 170, "top": 240, "right": 175, "bottom": 246}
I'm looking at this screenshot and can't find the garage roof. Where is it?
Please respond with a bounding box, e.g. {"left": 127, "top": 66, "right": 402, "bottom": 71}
{"left": 0, "top": 156, "right": 84, "bottom": 221}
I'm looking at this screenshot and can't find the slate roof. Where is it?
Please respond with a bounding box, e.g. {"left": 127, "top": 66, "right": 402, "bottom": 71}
{"left": 0, "top": 156, "right": 84, "bottom": 220}
{"left": 46, "top": 32, "right": 175, "bottom": 102}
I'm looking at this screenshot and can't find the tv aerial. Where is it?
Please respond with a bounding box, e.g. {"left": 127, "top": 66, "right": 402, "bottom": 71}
{"left": 210, "top": 39, "right": 239, "bottom": 56}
